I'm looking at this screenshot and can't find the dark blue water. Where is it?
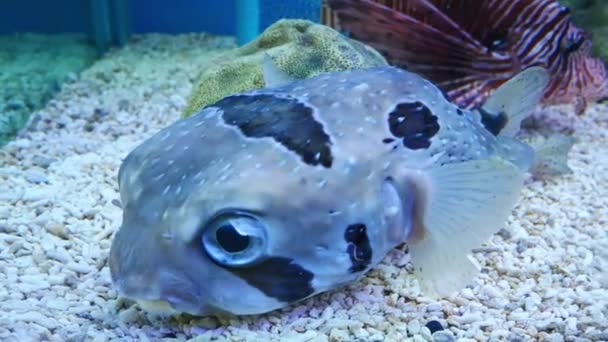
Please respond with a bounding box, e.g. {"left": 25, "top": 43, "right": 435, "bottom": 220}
{"left": 0, "top": 0, "right": 320, "bottom": 37}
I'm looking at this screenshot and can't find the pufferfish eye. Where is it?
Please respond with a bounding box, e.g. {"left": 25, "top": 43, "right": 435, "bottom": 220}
{"left": 201, "top": 212, "right": 267, "bottom": 267}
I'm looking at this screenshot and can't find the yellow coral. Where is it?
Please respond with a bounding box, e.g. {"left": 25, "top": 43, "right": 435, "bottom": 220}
{"left": 183, "top": 19, "right": 387, "bottom": 117}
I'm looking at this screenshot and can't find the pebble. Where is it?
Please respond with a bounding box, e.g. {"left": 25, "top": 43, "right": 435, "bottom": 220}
{"left": 11, "top": 138, "right": 31, "bottom": 149}
{"left": 455, "top": 312, "right": 482, "bottom": 324}
{"left": 328, "top": 328, "right": 349, "bottom": 341}
{"left": 425, "top": 303, "right": 442, "bottom": 312}
{"left": 509, "top": 310, "right": 530, "bottom": 321}
{"left": 412, "top": 335, "right": 426, "bottom": 342}
{"left": 419, "top": 327, "right": 432, "bottom": 340}
{"left": 21, "top": 189, "right": 47, "bottom": 201}
{"left": 432, "top": 331, "right": 455, "bottom": 342}
{"left": 32, "top": 155, "right": 56, "bottom": 169}
{"left": 425, "top": 320, "right": 444, "bottom": 333}
{"left": 525, "top": 295, "right": 541, "bottom": 311}
{"left": 14, "top": 312, "right": 57, "bottom": 329}
{"left": 66, "top": 262, "right": 93, "bottom": 274}
{"left": 45, "top": 223, "right": 69, "bottom": 239}
{"left": 25, "top": 171, "right": 49, "bottom": 184}
{"left": 407, "top": 320, "right": 421, "bottom": 335}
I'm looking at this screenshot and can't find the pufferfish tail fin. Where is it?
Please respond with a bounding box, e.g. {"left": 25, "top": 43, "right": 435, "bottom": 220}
{"left": 406, "top": 157, "right": 525, "bottom": 298}
{"left": 478, "top": 66, "right": 549, "bottom": 172}
{"left": 480, "top": 66, "right": 550, "bottom": 138}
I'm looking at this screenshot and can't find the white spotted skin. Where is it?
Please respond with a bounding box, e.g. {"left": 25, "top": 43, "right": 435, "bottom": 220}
{"left": 111, "top": 66, "right": 518, "bottom": 316}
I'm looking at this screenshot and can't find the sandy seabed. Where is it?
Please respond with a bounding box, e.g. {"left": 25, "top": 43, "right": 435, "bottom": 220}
{"left": 0, "top": 34, "right": 606, "bottom": 342}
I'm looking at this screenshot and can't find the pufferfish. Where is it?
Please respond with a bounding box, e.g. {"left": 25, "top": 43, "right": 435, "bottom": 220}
{"left": 109, "top": 57, "right": 549, "bottom": 316}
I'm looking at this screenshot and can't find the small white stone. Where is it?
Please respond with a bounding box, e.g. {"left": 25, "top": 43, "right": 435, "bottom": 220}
{"left": 412, "top": 335, "right": 426, "bottom": 342}
{"left": 432, "top": 331, "right": 455, "bottom": 342}
{"left": 328, "top": 328, "right": 349, "bottom": 341}
{"left": 419, "top": 327, "right": 432, "bottom": 340}
{"left": 455, "top": 312, "right": 482, "bottom": 324}
{"left": 407, "top": 320, "right": 421, "bottom": 335}
{"left": 65, "top": 262, "right": 93, "bottom": 274}
{"left": 22, "top": 189, "right": 48, "bottom": 201}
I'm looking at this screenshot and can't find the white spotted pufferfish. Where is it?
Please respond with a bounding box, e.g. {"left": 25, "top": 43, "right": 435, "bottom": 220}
{"left": 110, "top": 57, "right": 549, "bottom": 316}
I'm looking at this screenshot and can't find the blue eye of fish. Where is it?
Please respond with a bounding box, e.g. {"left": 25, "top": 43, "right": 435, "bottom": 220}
{"left": 201, "top": 213, "right": 267, "bottom": 267}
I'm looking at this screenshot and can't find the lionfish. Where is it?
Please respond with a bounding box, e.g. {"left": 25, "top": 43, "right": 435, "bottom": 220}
{"left": 322, "top": 0, "right": 608, "bottom": 114}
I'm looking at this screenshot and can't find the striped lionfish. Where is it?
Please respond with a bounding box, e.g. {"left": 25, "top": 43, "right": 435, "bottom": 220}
{"left": 110, "top": 54, "right": 548, "bottom": 316}
{"left": 322, "top": 0, "right": 608, "bottom": 114}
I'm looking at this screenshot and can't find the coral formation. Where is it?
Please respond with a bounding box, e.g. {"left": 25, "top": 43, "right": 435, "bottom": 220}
{"left": 0, "top": 34, "right": 97, "bottom": 147}
{"left": 183, "top": 19, "right": 387, "bottom": 116}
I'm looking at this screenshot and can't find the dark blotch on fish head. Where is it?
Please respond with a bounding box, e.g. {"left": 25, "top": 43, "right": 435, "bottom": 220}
{"left": 217, "top": 94, "right": 333, "bottom": 168}
{"left": 344, "top": 223, "right": 372, "bottom": 273}
{"left": 387, "top": 101, "right": 440, "bottom": 150}
{"left": 229, "top": 257, "right": 314, "bottom": 303}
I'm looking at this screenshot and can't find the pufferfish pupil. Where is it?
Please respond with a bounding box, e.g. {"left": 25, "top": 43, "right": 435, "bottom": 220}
{"left": 216, "top": 224, "right": 250, "bottom": 253}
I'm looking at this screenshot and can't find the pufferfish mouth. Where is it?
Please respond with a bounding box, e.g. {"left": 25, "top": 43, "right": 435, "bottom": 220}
{"left": 110, "top": 241, "right": 210, "bottom": 315}
{"left": 113, "top": 270, "right": 211, "bottom": 316}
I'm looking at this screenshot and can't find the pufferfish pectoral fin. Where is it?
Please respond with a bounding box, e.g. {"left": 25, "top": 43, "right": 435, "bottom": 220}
{"left": 408, "top": 157, "right": 525, "bottom": 298}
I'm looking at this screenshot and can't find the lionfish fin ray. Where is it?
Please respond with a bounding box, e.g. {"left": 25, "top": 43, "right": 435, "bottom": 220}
{"left": 324, "top": 0, "right": 513, "bottom": 108}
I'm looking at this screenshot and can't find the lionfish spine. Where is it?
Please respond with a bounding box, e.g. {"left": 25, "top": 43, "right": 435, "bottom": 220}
{"left": 323, "top": 0, "right": 608, "bottom": 112}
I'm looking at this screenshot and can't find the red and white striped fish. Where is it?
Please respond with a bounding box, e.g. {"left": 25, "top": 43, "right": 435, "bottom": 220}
{"left": 322, "top": 0, "right": 608, "bottom": 114}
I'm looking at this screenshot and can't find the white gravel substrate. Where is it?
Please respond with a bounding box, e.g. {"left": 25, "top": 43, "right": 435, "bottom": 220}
{"left": 0, "top": 33, "right": 607, "bottom": 342}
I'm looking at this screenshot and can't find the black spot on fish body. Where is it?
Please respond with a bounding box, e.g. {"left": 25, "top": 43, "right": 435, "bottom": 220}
{"left": 230, "top": 257, "right": 314, "bottom": 303}
{"left": 387, "top": 102, "right": 439, "bottom": 150}
{"left": 216, "top": 94, "right": 333, "bottom": 168}
{"left": 478, "top": 107, "right": 508, "bottom": 136}
{"left": 344, "top": 223, "right": 372, "bottom": 273}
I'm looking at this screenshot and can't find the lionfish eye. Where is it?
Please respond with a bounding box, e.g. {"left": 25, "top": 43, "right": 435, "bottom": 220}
{"left": 484, "top": 32, "right": 508, "bottom": 52}
{"left": 562, "top": 35, "right": 585, "bottom": 55}
{"left": 202, "top": 212, "right": 267, "bottom": 267}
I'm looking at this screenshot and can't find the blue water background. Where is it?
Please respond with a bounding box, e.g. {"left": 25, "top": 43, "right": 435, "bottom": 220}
{"left": 0, "top": 0, "right": 321, "bottom": 36}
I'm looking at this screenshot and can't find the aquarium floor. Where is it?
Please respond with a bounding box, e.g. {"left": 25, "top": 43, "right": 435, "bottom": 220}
{"left": 0, "top": 33, "right": 607, "bottom": 341}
